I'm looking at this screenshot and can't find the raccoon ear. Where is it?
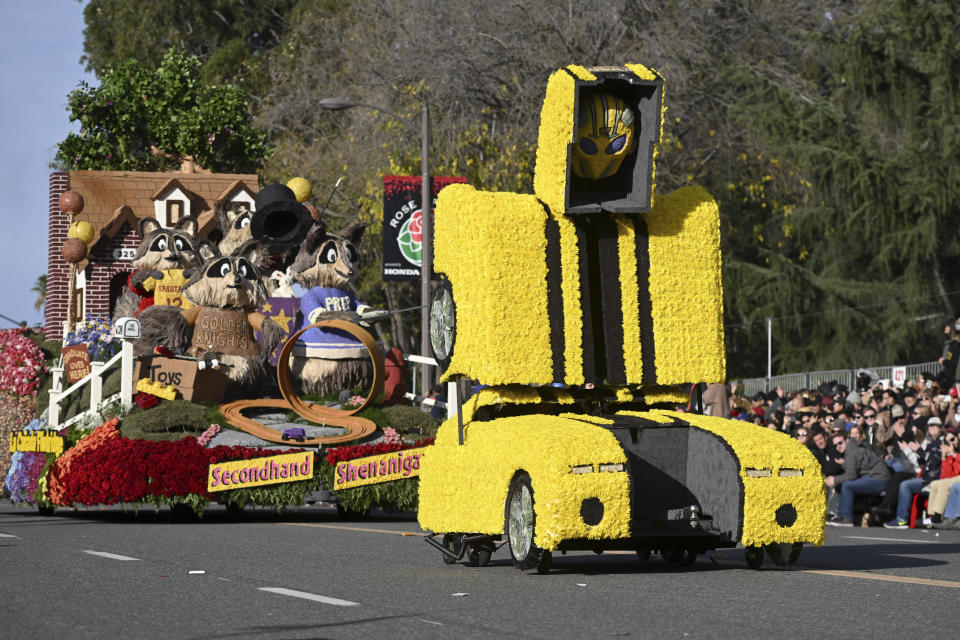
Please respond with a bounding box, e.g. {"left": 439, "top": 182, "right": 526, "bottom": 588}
{"left": 195, "top": 240, "right": 219, "bottom": 263}
{"left": 291, "top": 224, "right": 326, "bottom": 273}
{"left": 176, "top": 215, "right": 198, "bottom": 237}
{"left": 138, "top": 217, "right": 161, "bottom": 238}
{"left": 338, "top": 221, "right": 366, "bottom": 245}
{"left": 238, "top": 239, "right": 267, "bottom": 267}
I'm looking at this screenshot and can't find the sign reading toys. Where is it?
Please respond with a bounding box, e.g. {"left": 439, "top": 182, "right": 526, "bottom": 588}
{"left": 382, "top": 175, "right": 467, "bottom": 281}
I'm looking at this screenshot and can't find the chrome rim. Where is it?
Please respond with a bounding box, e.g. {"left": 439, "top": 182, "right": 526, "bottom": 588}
{"left": 509, "top": 484, "right": 534, "bottom": 560}
{"left": 430, "top": 287, "right": 455, "bottom": 359}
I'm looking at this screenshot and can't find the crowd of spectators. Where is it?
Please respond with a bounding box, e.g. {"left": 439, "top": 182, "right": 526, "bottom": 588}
{"left": 705, "top": 373, "right": 960, "bottom": 529}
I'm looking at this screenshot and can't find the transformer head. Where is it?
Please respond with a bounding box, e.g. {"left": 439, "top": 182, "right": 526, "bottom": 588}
{"left": 571, "top": 92, "right": 636, "bottom": 180}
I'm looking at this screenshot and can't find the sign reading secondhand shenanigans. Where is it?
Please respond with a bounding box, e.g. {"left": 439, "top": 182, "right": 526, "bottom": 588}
{"left": 207, "top": 451, "right": 314, "bottom": 492}
{"left": 61, "top": 344, "right": 92, "bottom": 383}
{"left": 333, "top": 448, "right": 426, "bottom": 490}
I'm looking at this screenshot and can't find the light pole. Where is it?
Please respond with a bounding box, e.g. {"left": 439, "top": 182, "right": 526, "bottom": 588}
{"left": 318, "top": 96, "right": 433, "bottom": 397}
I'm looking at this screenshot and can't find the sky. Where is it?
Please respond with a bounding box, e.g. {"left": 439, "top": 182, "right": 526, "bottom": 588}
{"left": 0, "top": 2, "right": 94, "bottom": 327}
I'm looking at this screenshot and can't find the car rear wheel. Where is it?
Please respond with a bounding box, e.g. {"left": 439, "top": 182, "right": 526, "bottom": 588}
{"left": 505, "top": 472, "right": 549, "bottom": 572}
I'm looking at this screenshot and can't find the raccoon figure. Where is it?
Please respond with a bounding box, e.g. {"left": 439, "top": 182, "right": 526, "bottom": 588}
{"left": 178, "top": 244, "right": 284, "bottom": 397}
{"left": 114, "top": 216, "right": 202, "bottom": 320}
{"left": 288, "top": 221, "right": 375, "bottom": 397}
{"left": 213, "top": 199, "right": 253, "bottom": 257}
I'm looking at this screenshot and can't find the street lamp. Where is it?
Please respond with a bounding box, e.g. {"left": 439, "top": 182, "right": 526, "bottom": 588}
{"left": 318, "top": 96, "right": 434, "bottom": 397}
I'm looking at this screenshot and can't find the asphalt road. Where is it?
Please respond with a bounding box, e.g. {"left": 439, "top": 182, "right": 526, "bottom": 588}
{"left": 1, "top": 502, "right": 958, "bottom": 639}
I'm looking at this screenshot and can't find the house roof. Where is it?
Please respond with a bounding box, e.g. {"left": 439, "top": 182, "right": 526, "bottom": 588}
{"left": 67, "top": 170, "right": 260, "bottom": 269}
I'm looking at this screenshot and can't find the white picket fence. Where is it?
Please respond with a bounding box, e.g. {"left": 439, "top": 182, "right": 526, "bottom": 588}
{"left": 48, "top": 341, "right": 135, "bottom": 429}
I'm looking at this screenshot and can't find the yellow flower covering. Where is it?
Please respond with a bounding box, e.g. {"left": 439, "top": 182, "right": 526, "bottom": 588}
{"left": 532, "top": 66, "right": 594, "bottom": 216}
{"left": 135, "top": 378, "right": 178, "bottom": 401}
{"left": 654, "top": 410, "right": 826, "bottom": 547}
{"left": 433, "top": 185, "right": 553, "bottom": 384}
{"left": 645, "top": 186, "right": 726, "bottom": 384}
{"left": 418, "top": 412, "right": 630, "bottom": 551}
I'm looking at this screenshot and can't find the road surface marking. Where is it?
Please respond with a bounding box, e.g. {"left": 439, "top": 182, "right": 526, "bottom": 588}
{"left": 420, "top": 619, "right": 444, "bottom": 626}
{"left": 0, "top": 533, "right": 19, "bottom": 538}
{"left": 844, "top": 536, "right": 939, "bottom": 544}
{"left": 82, "top": 550, "right": 140, "bottom": 561}
{"left": 279, "top": 522, "right": 424, "bottom": 536}
{"left": 804, "top": 569, "right": 960, "bottom": 589}
{"left": 258, "top": 587, "right": 359, "bottom": 606}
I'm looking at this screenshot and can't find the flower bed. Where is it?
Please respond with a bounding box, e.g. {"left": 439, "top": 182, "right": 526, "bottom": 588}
{"left": 320, "top": 438, "right": 434, "bottom": 515}
{"left": 46, "top": 418, "right": 321, "bottom": 515}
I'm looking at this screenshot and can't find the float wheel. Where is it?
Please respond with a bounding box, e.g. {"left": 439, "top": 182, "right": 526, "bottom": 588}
{"left": 505, "top": 472, "right": 549, "bottom": 572}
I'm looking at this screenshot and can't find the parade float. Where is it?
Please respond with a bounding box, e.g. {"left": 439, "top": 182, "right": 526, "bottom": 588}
{"left": 5, "top": 62, "right": 824, "bottom": 574}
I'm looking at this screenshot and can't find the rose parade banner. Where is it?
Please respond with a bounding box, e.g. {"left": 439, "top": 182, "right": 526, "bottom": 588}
{"left": 207, "top": 451, "right": 314, "bottom": 492}
{"left": 334, "top": 448, "right": 426, "bottom": 490}
{"left": 382, "top": 175, "right": 467, "bottom": 281}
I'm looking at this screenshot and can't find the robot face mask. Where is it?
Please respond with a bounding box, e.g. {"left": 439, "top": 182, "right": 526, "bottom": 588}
{"left": 572, "top": 93, "right": 635, "bottom": 180}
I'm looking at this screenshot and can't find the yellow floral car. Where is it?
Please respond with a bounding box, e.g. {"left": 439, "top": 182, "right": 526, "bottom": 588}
{"left": 419, "top": 64, "right": 826, "bottom": 572}
{"left": 419, "top": 387, "right": 824, "bottom": 572}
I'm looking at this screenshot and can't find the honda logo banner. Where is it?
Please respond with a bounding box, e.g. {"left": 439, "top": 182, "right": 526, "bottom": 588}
{"left": 382, "top": 175, "right": 467, "bottom": 281}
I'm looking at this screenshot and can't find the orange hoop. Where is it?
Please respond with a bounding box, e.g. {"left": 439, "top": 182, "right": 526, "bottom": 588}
{"left": 276, "top": 319, "right": 385, "bottom": 422}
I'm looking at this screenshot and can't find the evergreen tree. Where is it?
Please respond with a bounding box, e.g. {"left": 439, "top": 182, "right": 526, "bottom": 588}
{"left": 724, "top": 0, "right": 960, "bottom": 375}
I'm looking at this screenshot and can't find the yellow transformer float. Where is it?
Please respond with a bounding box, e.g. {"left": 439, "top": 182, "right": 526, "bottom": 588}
{"left": 419, "top": 64, "right": 825, "bottom": 572}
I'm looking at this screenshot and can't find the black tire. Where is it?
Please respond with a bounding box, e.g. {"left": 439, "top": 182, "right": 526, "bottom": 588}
{"left": 765, "top": 542, "right": 804, "bottom": 567}
{"left": 36, "top": 504, "right": 55, "bottom": 517}
{"left": 505, "top": 472, "right": 548, "bottom": 571}
{"left": 429, "top": 278, "right": 456, "bottom": 373}
{"left": 636, "top": 548, "right": 652, "bottom": 562}
{"left": 442, "top": 533, "right": 462, "bottom": 565}
{"left": 745, "top": 545, "right": 764, "bottom": 570}
{"left": 661, "top": 548, "right": 683, "bottom": 564}
{"left": 466, "top": 542, "right": 494, "bottom": 567}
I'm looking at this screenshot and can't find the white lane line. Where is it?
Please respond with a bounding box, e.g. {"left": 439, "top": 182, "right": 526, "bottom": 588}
{"left": 0, "top": 533, "right": 19, "bottom": 538}
{"left": 420, "top": 619, "right": 444, "bottom": 626}
{"left": 82, "top": 550, "right": 141, "bottom": 561}
{"left": 844, "top": 535, "right": 940, "bottom": 544}
{"left": 258, "top": 587, "right": 359, "bottom": 607}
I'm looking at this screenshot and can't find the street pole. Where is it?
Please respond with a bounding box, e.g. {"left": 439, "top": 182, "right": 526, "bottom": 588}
{"left": 767, "top": 316, "right": 772, "bottom": 382}
{"left": 420, "top": 100, "right": 432, "bottom": 396}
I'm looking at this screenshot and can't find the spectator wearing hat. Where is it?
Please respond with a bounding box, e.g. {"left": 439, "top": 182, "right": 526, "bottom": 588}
{"left": 884, "top": 417, "right": 944, "bottom": 528}
{"left": 826, "top": 430, "right": 891, "bottom": 526}
{"left": 872, "top": 405, "right": 920, "bottom": 521}
{"left": 928, "top": 429, "right": 960, "bottom": 524}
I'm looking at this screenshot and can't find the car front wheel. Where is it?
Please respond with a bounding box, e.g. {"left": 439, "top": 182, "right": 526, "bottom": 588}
{"left": 505, "top": 472, "right": 550, "bottom": 572}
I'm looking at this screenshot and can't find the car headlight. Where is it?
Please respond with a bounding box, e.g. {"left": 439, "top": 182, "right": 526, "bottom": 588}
{"left": 570, "top": 464, "right": 594, "bottom": 474}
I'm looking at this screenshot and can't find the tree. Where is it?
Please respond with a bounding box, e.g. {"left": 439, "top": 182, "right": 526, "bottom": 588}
{"left": 32, "top": 275, "right": 46, "bottom": 312}
{"left": 56, "top": 48, "right": 268, "bottom": 173}
{"left": 80, "top": 0, "right": 298, "bottom": 95}
{"left": 723, "top": 0, "right": 960, "bottom": 374}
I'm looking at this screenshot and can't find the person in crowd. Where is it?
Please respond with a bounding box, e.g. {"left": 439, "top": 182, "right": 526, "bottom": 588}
{"left": 884, "top": 417, "right": 944, "bottom": 528}
{"left": 929, "top": 428, "right": 960, "bottom": 525}
{"left": 825, "top": 430, "right": 891, "bottom": 526}
{"left": 810, "top": 428, "right": 843, "bottom": 475}
{"left": 793, "top": 425, "right": 811, "bottom": 447}
{"left": 703, "top": 382, "right": 732, "bottom": 418}
{"left": 872, "top": 405, "right": 921, "bottom": 523}
{"left": 874, "top": 388, "right": 898, "bottom": 451}
{"left": 934, "top": 481, "right": 960, "bottom": 529}
{"left": 849, "top": 423, "right": 868, "bottom": 443}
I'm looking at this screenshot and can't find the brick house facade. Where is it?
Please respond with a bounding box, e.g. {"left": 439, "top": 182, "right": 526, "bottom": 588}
{"left": 45, "top": 170, "right": 259, "bottom": 340}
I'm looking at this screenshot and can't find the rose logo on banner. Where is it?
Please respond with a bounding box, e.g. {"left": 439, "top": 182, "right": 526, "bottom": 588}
{"left": 397, "top": 208, "right": 423, "bottom": 267}
{"left": 382, "top": 175, "right": 467, "bottom": 281}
